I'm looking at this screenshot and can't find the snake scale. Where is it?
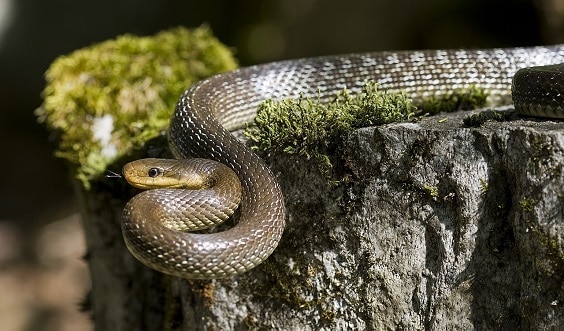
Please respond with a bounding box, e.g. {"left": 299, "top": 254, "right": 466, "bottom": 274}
{"left": 122, "top": 45, "right": 564, "bottom": 279}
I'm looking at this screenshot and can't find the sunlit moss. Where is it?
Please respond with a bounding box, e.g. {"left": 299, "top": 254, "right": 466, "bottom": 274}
{"left": 245, "top": 81, "right": 495, "bottom": 180}
{"left": 245, "top": 81, "right": 416, "bottom": 179}
{"left": 479, "top": 178, "right": 489, "bottom": 195}
{"left": 36, "top": 26, "right": 237, "bottom": 188}
{"left": 423, "top": 184, "right": 439, "bottom": 200}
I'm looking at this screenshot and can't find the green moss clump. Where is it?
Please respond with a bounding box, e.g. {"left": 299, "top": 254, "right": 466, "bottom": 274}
{"left": 245, "top": 81, "right": 415, "bottom": 178}
{"left": 36, "top": 26, "right": 237, "bottom": 188}
{"left": 245, "top": 82, "right": 495, "bottom": 180}
{"left": 417, "top": 85, "right": 488, "bottom": 115}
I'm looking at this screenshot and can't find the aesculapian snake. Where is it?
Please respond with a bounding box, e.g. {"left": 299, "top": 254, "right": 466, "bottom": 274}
{"left": 121, "top": 45, "right": 564, "bottom": 279}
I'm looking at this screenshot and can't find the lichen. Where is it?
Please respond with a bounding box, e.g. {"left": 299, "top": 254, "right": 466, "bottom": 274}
{"left": 245, "top": 81, "right": 416, "bottom": 180}
{"left": 36, "top": 26, "right": 237, "bottom": 189}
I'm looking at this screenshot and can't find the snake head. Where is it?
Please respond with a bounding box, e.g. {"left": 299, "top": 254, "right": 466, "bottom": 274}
{"left": 122, "top": 158, "right": 208, "bottom": 190}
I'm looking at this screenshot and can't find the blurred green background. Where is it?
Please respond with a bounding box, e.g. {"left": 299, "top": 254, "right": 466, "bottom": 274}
{"left": 1, "top": 0, "right": 562, "bottom": 230}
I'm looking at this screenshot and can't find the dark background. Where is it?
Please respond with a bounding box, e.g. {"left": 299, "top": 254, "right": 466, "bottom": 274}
{"left": 0, "top": 0, "right": 562, "bottom": 249}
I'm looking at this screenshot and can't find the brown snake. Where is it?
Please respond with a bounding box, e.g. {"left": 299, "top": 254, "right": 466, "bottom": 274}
{"left": 122, "top": 45, "right": 564, "bottom": 279}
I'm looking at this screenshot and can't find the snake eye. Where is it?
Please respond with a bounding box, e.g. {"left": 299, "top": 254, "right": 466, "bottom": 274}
{"left": 148, "top": 168, "right": 161, "bottom": 178}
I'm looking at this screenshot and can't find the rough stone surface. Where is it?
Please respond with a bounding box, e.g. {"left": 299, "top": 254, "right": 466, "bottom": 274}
{"left": 79, "top": 178, "right": 169, "bottom": 331}
{"left": 177, "top": 110, "right": 563, "bottom": 330}
{"left": 84, "top": 109, "right": 563, "bottom": 330}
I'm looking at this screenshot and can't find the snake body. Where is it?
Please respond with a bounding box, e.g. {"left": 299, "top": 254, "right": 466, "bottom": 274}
{"left": 122, "top": 45, "right": 564, "bottom": 279}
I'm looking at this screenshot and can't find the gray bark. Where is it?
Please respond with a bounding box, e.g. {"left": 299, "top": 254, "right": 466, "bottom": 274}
{"left": 83, "top": 109, "right": 563, "bottom": 330}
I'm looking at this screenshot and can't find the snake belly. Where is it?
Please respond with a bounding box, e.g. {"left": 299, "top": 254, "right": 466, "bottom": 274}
{"left": 122, "top": 45, "right": 564, "bottom": 279}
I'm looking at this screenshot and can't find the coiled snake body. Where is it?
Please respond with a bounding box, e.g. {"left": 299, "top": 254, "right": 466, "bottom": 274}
{"left": 122, "top": 45, "right": 564, "bottom": 279}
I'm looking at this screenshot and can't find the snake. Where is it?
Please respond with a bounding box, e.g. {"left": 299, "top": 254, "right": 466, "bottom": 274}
{"left": 121, "top": 44, "right": 564, "bottom": 279}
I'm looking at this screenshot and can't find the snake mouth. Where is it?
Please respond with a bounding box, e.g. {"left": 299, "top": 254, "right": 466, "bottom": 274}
{"left": 124, "top": 181, "right": 157, "bottom": 190}
{"left": 122, "top": 164, "right": 161, "bottom": 189}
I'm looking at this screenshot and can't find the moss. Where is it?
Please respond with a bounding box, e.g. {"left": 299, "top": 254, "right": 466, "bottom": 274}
{"left": 257, "top": 255, "right": 318, "bottom": 308}
{"left": 519, "top": 198, "right": 537, "bottom": 212}
{"left": 463, "top": 110, "right": 508, "bottom": 127}
{"left": 423, "top": 184, "right": 439, "bottom": 200}
{"left": 257, "top": 257, "right": 344, "bottom": 322}
{"left": 36, "top": 26, "right": 237, "bottom": 188}
{"left": 521, "top": 215, "right": 564, "bottom": 279}
{"left": 532, "top": 226, "right": 564, "bottom": 274}
{"left": 245, "top": 81, "right": 416, "bottom": 180}
{"left": 417, "top": 85, "right": 488, "bottom": 115}
{"left": 479, "top": 178, "right": 489, "bottom": 195}
{"left": 246, "top": 82, "right": 495, "bottom": 181}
